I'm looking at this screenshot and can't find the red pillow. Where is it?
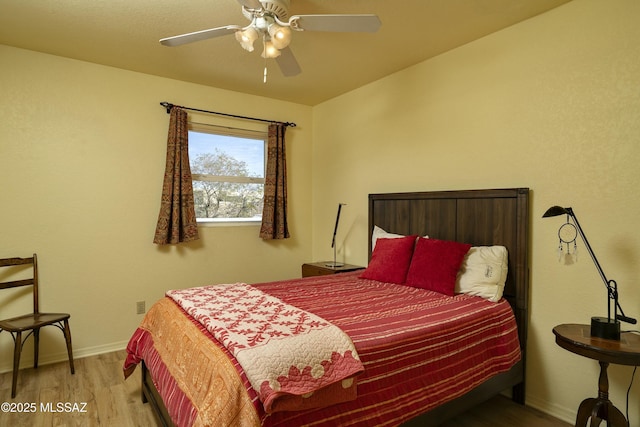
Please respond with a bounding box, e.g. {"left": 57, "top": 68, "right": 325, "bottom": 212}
{"left": 359, "top": 235, "right": 417, "bottom": 284}
{"left": 405, "top": 238, "right": 472, "bottom": 295}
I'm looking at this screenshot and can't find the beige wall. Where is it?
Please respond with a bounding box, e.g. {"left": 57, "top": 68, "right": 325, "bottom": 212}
{"left": 0, "top": 44, "right": 313, "bottom": 367}
{"left": 311, "top": 0, "right": 639, "bottom": 423}
{"left": 1, "top": 0, "right": 639, "bottom": 423}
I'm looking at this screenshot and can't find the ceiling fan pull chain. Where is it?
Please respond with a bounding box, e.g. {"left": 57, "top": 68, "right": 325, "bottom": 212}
{"left": 263, "top": 36, "right": 268, "bottom": 83}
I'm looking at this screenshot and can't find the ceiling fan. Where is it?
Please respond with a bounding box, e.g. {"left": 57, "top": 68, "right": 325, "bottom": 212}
{"left": 160, "top": 0, "right": 382, "bottom": 78}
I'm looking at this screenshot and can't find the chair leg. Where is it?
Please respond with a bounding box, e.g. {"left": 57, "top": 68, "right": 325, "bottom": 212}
{"left": 11, "top": 331, "right": 22, "bottom": 398}
{"left": 63, "top": 319, "right": 75, "bottom": 375}
{"left": 33, "top": 328, "right": 40, "bottom": 369}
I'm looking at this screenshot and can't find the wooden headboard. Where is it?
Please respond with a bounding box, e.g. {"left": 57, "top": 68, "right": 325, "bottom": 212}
{"left": 368, "top": 188, "right": 529, "bottom": 403}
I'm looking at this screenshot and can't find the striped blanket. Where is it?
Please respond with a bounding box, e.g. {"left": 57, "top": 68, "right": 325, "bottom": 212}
{"left": 124, "top": 271, "right": 520, "bottom": 426}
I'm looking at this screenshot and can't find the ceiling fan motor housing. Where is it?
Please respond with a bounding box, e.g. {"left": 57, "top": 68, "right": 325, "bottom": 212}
{"left": 262, "top": 0, "right": 290, "bottom": 20}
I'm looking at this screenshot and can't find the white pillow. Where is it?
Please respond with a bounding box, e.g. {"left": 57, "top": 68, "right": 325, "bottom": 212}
{"left": 455, "top": 246, "right": 508, "bottom": 302}
{"left": 371, "top": 226, "right": 405, "bottom": 250}
{"left": 371, "top": 226, "right": 428, "bottom": 250}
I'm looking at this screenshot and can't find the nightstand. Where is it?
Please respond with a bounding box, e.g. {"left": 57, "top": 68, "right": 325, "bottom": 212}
{"left": 301, "top": 262, "right": 364, "bottom": 278}
{"left": 552, "top": 323, "right": 640, "bottom": 427}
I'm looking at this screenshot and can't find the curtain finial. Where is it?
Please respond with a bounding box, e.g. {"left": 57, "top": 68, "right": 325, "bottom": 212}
{"left": 160, "top": 102, "right": 174, "bottom": 114}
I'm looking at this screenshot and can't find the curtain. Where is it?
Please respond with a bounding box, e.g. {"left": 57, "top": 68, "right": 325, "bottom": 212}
{"left": 260, "top": 123, "right": 290, "bottom": 240}
{"left": 153, "top": 107, "right": 200, "bottom": 245}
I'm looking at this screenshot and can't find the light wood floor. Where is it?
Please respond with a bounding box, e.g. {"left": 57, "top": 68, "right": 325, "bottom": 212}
{"left": 0, "top": 350, "right": 571, "bottom": 426}
{"left": 0, "top": 350, "right": 157, "bottom": 426}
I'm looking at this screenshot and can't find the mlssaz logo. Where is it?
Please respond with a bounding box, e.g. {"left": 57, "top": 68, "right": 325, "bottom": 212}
{"left": 40, "top": 402, "right": 88, "bottom": 413}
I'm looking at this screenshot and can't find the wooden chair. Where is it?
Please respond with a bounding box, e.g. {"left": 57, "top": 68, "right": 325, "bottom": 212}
{"left": 0, "top": 254, "right": 74, "bottom": 398}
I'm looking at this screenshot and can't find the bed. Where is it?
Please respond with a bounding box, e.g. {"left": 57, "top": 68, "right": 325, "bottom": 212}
{"left": 124, "top": 188, "right": 529, "bottom": 427}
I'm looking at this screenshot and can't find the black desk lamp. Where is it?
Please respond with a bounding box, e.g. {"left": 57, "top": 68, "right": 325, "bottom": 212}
{"left": 543, "top": 206, "right": 636, "bottom": 340}
{"left": 326, "top": 203, "right": 346, "bottom": 268}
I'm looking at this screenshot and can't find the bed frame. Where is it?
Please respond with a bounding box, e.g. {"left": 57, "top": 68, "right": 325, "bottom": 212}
{"left": 369, "top": 188, "right": 529, "bottom": 426}
{"left": 140, "top": 188, "right": 530, "bottom": 427}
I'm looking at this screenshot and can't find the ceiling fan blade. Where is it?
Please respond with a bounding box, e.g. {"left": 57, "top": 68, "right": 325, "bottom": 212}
{"left": 276, "top": 46, "right": 301, "bottom": 77}
{"left": 236, "top": 0, "right": 263, "bottom": 10}
{"left": 289, "top": 14, "right": 381, "bottom": 33}
{"left": 160, "top": 25, "right": 242, "bottom": 47}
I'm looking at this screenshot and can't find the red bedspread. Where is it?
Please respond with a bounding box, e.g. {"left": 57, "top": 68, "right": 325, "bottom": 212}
{"left": 125, "top": 271, "right": 520, "bottom": 427}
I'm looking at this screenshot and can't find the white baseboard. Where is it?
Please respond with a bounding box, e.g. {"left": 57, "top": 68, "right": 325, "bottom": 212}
{"left": 0, "top": 340, "right": 129, "bottom": 374}
{"left": 526, "top": 393, "right": 575, "bottom": 425}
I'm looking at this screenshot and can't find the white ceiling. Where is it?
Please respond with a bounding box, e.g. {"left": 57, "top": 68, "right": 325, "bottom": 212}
{"left": 0, "top": 0, "right": 571, "bottom": 106}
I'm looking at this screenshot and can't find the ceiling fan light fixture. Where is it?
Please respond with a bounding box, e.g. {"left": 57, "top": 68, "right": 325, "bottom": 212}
{"left": 268, "top": 23, "right": 291, "bottom": 49}
{"left": 160, "top": 0, "right": 382, "bottom": 79}
{"left": 261, "top": 40, "right": 281, "bottom": 59}
{"left": 235, "top": 26, "right": 259, "bottom": 52}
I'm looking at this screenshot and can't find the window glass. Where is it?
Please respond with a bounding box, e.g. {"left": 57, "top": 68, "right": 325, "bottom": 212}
{"left": 188, "top": 125, "right": 266, "bottom": 223}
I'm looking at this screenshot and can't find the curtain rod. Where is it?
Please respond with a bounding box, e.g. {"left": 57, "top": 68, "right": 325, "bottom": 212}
{"left": 160, "top": 102, "right": 296, "bottom": 128}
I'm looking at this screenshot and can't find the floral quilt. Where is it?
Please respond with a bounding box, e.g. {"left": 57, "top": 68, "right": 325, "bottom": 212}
{"left": 166, "top": 283, "right": 363, "bottom": 413}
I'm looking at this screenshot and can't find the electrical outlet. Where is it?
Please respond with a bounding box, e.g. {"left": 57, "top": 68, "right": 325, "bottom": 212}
{"left": 136, "top": 301, "right": 146, "bottom": 314}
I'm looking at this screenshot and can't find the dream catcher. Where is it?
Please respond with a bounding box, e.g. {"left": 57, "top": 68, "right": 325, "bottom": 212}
{"left": 557, "top": 215, "right": 578, "bottom": 264}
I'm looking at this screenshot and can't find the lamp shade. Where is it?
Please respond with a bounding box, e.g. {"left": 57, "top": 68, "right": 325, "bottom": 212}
{"left": 235, "top": 27, "right": 259, "bottom": 52}
{"left": 261, "top": 40, "right": 281, "bottom": 58}
{"left": 543, "top": 206, "right": 571, "bottom": 218}
{"left": 268, "top": 24, "right": 291, "bottom": 49}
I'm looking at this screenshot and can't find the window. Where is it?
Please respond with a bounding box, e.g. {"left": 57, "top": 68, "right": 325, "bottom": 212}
{"left": 188, "top": 123, "right": 266, "bottom": 224}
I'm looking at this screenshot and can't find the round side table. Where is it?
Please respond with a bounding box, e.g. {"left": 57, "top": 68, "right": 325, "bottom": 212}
{"left": 553, "top": 323, "right": 640, "bottom": 427}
